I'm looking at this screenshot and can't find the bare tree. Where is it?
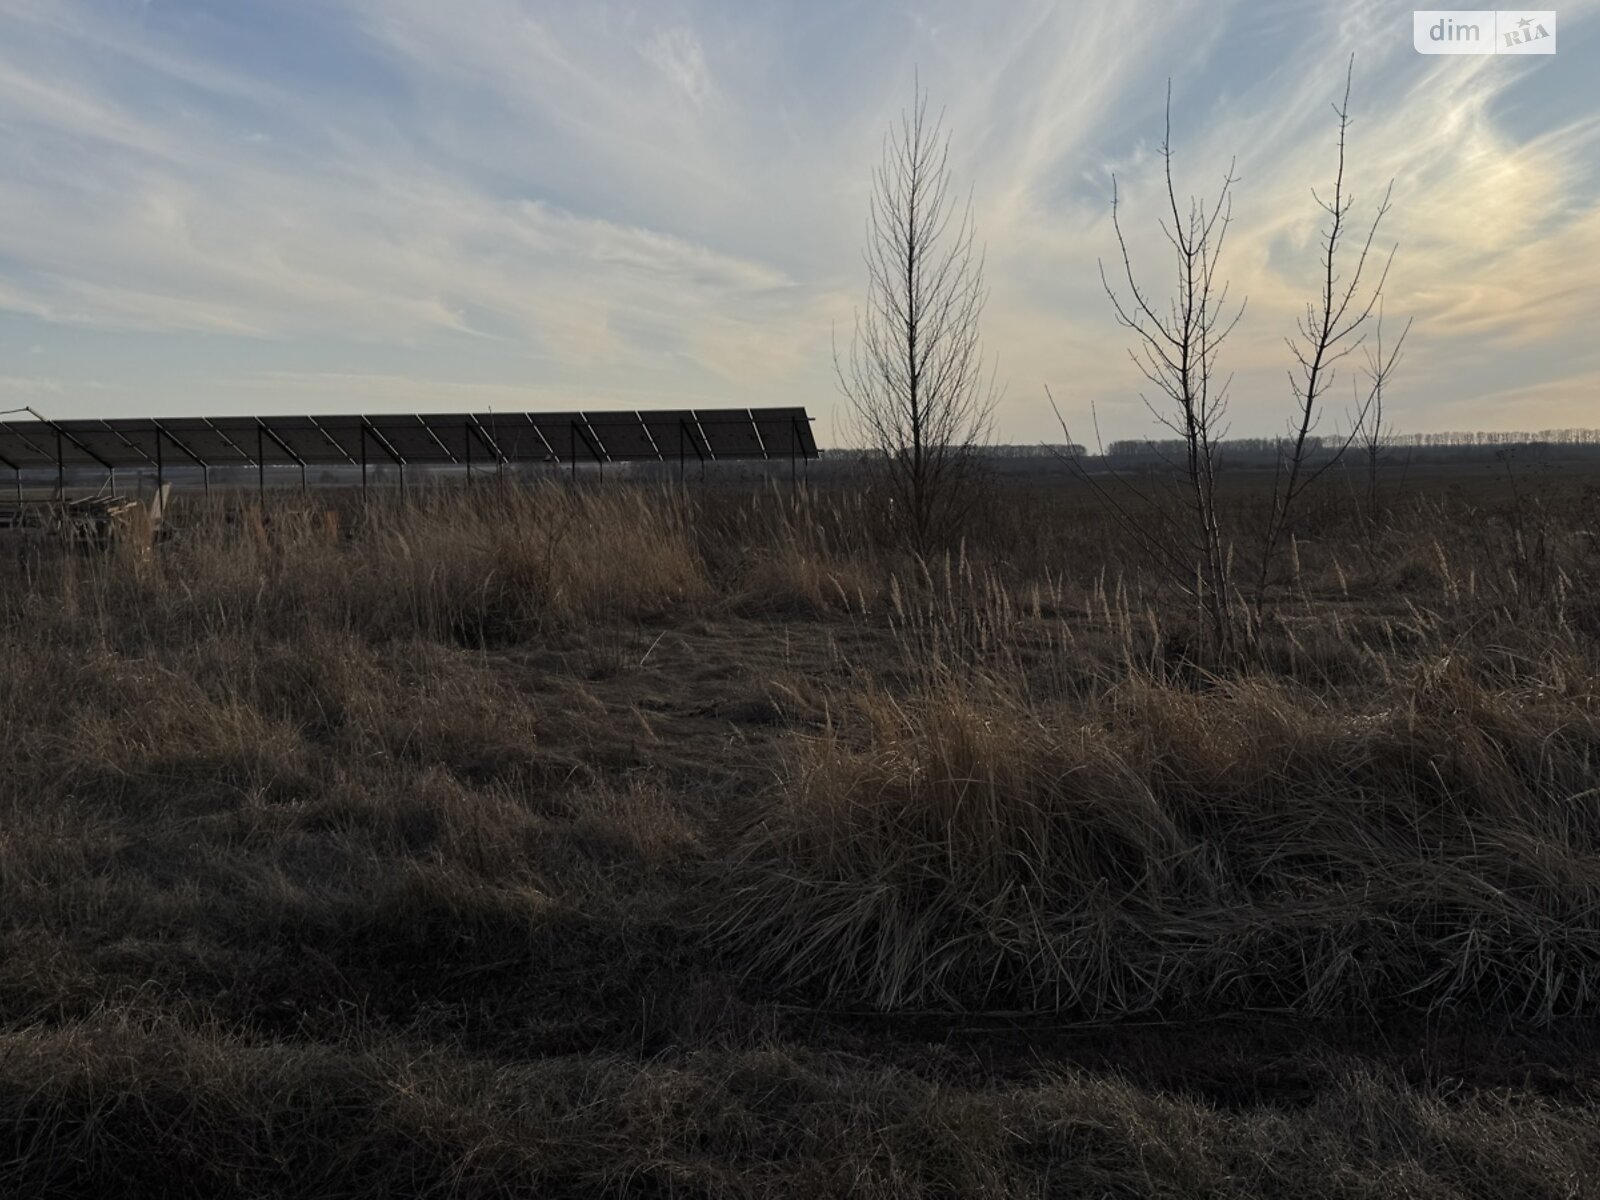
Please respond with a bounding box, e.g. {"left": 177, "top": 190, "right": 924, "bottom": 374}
{"left": 1082, "top": 82, "right": 1246, "bottom": 652}
{"left": 836, "top": 78, "right": 996, "bottom": 552}
{"left": 1355, "top": 306, "right": 1412, "bottom": 531}
{"left": 1254, "top": 57, "right": 1398, "bottom": 608}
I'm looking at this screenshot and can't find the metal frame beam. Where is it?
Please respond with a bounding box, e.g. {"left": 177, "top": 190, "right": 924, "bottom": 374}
{"left": 253, "top": 421, "right": 309, "bottom": 503}
{"left": 360, "top": 419, "right": 406, "bottom": 496}
{"left": 568, "top": 419, "right": 605, "bottom": 479}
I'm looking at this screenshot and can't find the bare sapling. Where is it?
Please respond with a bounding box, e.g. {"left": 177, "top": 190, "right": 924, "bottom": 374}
{"left": 836, "top": 77, "right": 997, "bottom": 554}
{"left": 1354, "top": 305, "right": 1411, "bottom": 539}
{"left": 1070, "top": 81, "right": 1245, "bottom": 653}
{"left": 1255, "top": 56, "right": 1400, "bottom": 610}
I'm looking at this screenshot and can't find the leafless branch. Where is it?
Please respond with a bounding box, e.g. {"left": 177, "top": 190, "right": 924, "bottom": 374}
{"left": 1089, "top": 81, "right": 1245, "bottom": 651}
{"left": 1256, "top": 55, "right": 1400, "bottom": 607}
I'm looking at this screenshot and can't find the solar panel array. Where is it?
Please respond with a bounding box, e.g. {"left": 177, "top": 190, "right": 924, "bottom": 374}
{"left": 0, "top": 408, "right": 817, "bottom": 472}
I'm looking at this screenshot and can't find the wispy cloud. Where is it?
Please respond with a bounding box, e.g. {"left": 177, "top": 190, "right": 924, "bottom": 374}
{"left": 0, "top": 0, "right": 1594, "bottom": 439}
{"left": 640, "top": 28, "right": 714, "bottom": 107}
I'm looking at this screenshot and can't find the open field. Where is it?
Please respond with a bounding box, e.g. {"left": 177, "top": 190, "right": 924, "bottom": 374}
{"left": 3, "top": 462, "right": 1600, "bottom": 1197}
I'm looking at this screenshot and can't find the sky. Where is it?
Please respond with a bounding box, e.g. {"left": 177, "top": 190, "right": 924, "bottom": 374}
{"left": 0, "top": 0, "right": 1596, "bottom": 446}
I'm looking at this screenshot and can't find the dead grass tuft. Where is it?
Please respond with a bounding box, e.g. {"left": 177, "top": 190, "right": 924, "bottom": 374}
{"left": 724, "top": 657, "right": 1600, "bottom": 1019}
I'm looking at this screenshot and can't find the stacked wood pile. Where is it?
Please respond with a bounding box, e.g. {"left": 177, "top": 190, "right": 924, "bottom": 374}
{"left": 0, "top": 484, "right": 171, "bottom": 550}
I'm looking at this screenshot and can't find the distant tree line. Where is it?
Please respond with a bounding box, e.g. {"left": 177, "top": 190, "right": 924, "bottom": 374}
{"left": 1103, "top": 430, "right": 1600, "bottom": 462}
{"left": 979, "top": 443, "right": 1087, "bottom": 459}
{"left": 1381, "top": 429, "right": 1600, "bottom": 447}
{"left": 1104, "top": 437, "right": 1326, "bottom": 461}
{"left": 819, "top": 443, "right": 1086, "bottom": 461}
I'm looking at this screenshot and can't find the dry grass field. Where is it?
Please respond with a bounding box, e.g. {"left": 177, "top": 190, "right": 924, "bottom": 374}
{"left": 3, "top": 461, "right": 1600, "bottom": 1197}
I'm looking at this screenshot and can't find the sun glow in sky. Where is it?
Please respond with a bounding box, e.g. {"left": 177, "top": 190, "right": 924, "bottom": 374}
{"left": 0, "top": 0, "right": 1595, "bottom": 443}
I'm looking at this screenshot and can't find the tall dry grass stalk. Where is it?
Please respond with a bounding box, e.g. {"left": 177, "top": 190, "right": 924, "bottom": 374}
{"left": 2, "top": 483, "right": 712, "bottom": 648}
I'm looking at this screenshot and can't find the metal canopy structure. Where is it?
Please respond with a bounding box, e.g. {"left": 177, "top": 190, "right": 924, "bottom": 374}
{"left": 0, "top": 407, "right": 818, "bottom": 492}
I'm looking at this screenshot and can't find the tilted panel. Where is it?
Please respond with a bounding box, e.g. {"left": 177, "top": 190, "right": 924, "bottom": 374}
{"left": 413, "top": 415, "right": 490, "bottom": 464}
{"left": 640, "top": 411, "right": 709, "bottom": 462}
{"left": 209, "top": 418, "right": 272, "bottom": 464}
{"left": 311, "top": 418, "right": 373, "bottom": 464}
{"left": 258, "top": 416, "right": 353, "bottom": 465}
{"left": 694, "top": 409, "right": 765, "bottom": 459}
{"left": 583, "top": 412, "right": 658, "bottom": 461}
{"left": 531, "top": 413, "right": 600, "bottom": 463}
{"left": 367, "top": 416, "right": 454, "bottom": 464}
{"left": 104, "top": 418, "right": 212, "bottom": 468}
{"left": 0, "top": 423, "right": 59, "bottom": 467}
{"left": 751, "top": 407, "right": 816, "bottom": 458}
{"left": 471, "top": 413, "right": 546, "bottom": 463}
{"left": 151, "top": 418, "right": 255, "bottom": 465}
{"left": 15, "top": 421, "right": 110, "bottom": 467}
{"left": 52, "top": 420, "right": 150, "bottom": 468}
{"left": 799, "top": 414, "right": 819, "bottom": 459}
{"left": 104, "top": 419, "right": 166, "bottom": 465}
